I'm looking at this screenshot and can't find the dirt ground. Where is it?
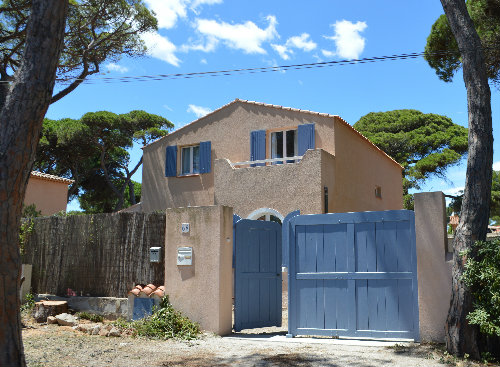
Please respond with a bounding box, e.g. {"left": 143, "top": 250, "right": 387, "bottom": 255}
{"left": 23, "top": 322, "right": 493, "bottom": 367}
{"left": 22, "top": 294, "right": 494, "bottom": 367}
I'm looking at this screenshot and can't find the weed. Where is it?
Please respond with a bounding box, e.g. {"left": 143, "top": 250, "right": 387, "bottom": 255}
{"left": 113, "top": 296, "right": 200, "bottom": 340}
{"left": 76, "top": 311, "right": 103, "bottom": 323}
{"left": 21, "top": 293, "right": 35, "bottom": 312}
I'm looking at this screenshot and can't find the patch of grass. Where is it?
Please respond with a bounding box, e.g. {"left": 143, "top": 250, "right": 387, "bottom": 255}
{"left": 113, "top": 296, "right": 200, "bottom": 340}
{"left": 76, "top": 311, "right": 104, "bottom": 323}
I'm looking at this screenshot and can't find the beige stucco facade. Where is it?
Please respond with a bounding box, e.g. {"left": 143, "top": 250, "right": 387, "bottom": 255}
{"left": 24, "top": 172, "right": 73, "bottom": 215}
{"left": 142, "top": 99, "right": 403, "bottom": 217}
{"left": 164, "top": 205, "right": 233, "bottom": 335}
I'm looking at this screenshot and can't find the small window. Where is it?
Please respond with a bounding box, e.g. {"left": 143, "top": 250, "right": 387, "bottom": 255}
{"left": 270, "top": 129, "right": 298, "bottom": 163}
{"left": 375, "top": 186, "right": 382, "bottom": 199}
{"left": 181, "top": 145, "right": 200, "bottom": 175}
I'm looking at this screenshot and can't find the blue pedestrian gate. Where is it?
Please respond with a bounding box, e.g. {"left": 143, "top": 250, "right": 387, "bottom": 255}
{"left": 287, "top": 210, "right": 419, "bottom": 340}
{"left": 234, "top": 219, "right": 282, "bottom": 331}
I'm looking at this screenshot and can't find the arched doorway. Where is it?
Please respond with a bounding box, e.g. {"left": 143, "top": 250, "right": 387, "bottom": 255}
{"left": 246, "top": 208, "right": 284, "bottom": 224}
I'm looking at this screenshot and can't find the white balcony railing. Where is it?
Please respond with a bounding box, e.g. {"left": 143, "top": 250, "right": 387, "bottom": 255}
{"left": 231, "top": 155, "right": 303, "bottom": 168}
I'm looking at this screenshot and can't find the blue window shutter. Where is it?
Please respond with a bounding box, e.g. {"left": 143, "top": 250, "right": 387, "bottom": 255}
{"left": 298, "top": 123, "right": 315, "bottom": 156}
{"left": 250, "top": 130, "right": 266, "bottom": 167}
{"left": 165, "top": 145, "right": 177, "bottom": 177}
{"left": 199, "top": 141, "right": 212, "bottom": 173}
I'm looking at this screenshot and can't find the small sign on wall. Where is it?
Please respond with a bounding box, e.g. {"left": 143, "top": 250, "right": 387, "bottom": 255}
{"left": 181, "top": 223, "right": 190, "bottom": 233}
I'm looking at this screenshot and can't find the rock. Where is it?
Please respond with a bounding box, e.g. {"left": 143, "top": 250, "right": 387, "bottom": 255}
{"left": 77, "top": 324, "right": 93, "bottom": 333}
{"left": 108, "top": 327, "right": 121, "bottom": 337}
{"left": 55, "top": 313, "right": 78, "bottom": 327}
{"left": 32, "top": 301, "right": 68, "bottom": 323}
{"left": 99, "top": 328, "right": 109, "bottom": 337}
{"left": 91, "top": 325, "right": 101, "bottom": 335}
{"left": 47, "top": 316, "right": 58, "bottom": 325}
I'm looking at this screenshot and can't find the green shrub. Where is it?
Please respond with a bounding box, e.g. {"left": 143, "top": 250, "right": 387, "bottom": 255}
{"left": 76, "top": 311, "right": 104, "bottom": 323}
{"left": 462, "top": 239, "right": 500, "bottom": 336}
{"left": 20, "top": 293, "right": 35, "bottom": 312}
{"left": 113, "top": 296, "right": 200, "bottom": 340}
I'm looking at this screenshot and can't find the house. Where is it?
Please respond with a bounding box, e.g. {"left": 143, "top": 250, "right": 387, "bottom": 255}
{"left": 141, "top": 99, "right": 403, "bottom": 219}
{"left": 25, "top": 171, "right": 74, "bottom": 215}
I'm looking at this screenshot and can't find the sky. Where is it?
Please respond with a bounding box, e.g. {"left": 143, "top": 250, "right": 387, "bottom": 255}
{"left": 44, "top": 0, "right": 500, "bottom": 211}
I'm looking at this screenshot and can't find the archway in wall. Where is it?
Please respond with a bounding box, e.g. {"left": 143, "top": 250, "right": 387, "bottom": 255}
{"left": 247, "top": 208, "right": 284, "bottom": 224}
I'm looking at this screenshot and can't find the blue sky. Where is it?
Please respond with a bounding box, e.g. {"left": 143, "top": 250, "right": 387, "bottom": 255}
{"left": 45, "top": 0, "right": 500, "bottom": 211}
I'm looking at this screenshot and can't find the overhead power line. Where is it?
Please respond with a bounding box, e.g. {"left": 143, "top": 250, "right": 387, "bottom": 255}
{"left": 58, "top": 50, "right": 457, "bottom": 85}
{"left": 1, "top": 47, "right": 495, "bottom": 85}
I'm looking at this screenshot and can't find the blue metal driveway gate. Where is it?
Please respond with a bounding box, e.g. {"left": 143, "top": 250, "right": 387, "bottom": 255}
{"left": 287, "top": 210, "right": 419, "bottom": 340}
{"left": 234, "top": 219, "right": 282, "bottom": 331}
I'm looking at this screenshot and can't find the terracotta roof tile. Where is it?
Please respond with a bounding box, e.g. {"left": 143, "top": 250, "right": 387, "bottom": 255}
{"left": 128, "top": 284, "right": 164, "bottom": 299}
{"left": 30, "top": 171, "right": 74, "bottom": 184}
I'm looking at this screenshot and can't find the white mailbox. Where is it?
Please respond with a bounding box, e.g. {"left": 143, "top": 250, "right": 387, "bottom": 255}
{"left": 150, "top": 247, "right": 161, "bottom": 263}
{"left": 177, "top": 247, "right": 193, "bottom": 265}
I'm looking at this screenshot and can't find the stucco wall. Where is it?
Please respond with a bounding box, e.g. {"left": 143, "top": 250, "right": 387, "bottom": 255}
{"left": 331, "top": 117, "right": 403, "bottom": 212}
{"left": 164, "top": 205, "right": 233, "bottom": 335}
{"left": 214, "top": 149, "right": 325, "bottom": 218}
{"left": 414, "top": 191, "right": 452, "bottom": 342}
{"left": 141, "top": 101, "right": 336, "bottom": 213}
{"left": 24, "top": 177, "right": 69, "bottom": 215}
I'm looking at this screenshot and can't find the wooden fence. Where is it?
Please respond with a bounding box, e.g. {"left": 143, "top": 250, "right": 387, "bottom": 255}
{"left": 22, "top": 212, "right": 165, "bottom": 298}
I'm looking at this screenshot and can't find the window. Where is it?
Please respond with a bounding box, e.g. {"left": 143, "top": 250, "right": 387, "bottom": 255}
{"left": 375, "top": 186, "right": 382, "bottom": 198}
{"left": 181, "top": 145, "right": 200, "bottom": 174}
{"left": 270, "top": 129, "right": 298, "bottom": 163}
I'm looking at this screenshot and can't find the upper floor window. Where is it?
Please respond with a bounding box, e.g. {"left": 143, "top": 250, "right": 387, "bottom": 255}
{"left": 181, "top": 145, "right": 200, "bottom": 174}
{"left": 270, "top": 129, "right": 298, "bottom": 161}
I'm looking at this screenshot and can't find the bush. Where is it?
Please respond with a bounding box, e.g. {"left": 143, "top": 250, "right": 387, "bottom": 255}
{"left": 76, "top": 311, "right": 104, "bottom": 323}
{"left": 112, "top": 296, "right": 200, "bottom": 340}
{"left": 20, "top": 293, "right": 35, "bottom": 312}
{"left": 462, "top": 239, "right": 500, "bottom": 336}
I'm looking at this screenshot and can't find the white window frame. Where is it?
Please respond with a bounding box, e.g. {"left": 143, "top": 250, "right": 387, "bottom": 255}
{"left": 181, "top": 145, "right": 200, "bottom": 175}
{"left": 269, "top": 128, "right": 298, "bottom": 163}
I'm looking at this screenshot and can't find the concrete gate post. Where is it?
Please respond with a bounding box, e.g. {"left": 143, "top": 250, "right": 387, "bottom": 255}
{"left": 414, "top": 191, "right": 453, "bottom": 342}
{"left": 164, "top": 205, "right": 233, "bottom": 336}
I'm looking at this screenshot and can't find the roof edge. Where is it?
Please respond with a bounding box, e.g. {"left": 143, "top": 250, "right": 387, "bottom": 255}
{"left": 334, "top": 116, "right": 403, "bottom": 170}
{"left": 30, "top": 171, "right": 75, "bottom": 185}
{"left": 142, "top": 99, "right": 403, "bottom": 170}
{"left": 142, "top": 98, "right": 242, "bottom": 149}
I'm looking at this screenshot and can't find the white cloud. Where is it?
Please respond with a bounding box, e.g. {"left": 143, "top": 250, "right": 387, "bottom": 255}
{"left": 187, "top": 104, "right": 212, "bottom": 118}
{"left": 144, "top": 0, "right": 223, "bottom": 29}
{"left": 163, "top": 105, "right": 173, "bottom": 111}
{"left": 325, "top": 20, "right": 367, "bottom": 59}
{"left": 272, "top": 33, "right": 316, "bottom": 60}
{"left": 141, "top": 32, "right": 181, "bottom": 66}
{"left": 144, "top": 0, "right": 189, "bottom": 29}
{"left": 200, "top": 58, "right": 208, "bottom": 64}
{"left": 105, "top": 63, "right": 129, "bottom": 73}
{"left": 494, "top": 161, "right": 500, "bottom": 171}
{"left": 193, "top": 15, "right": 278, "bottom": 54}
{"left": 191, "top": 0, "right": 222, "bottom": 10}
{"left": 321, "top": 49, "right": 335, "bottom": 58}
{"left": 287, "top": 33, "right": 316, "bottom": 52}
{"left": 443, "top": 186, "right": 465, "bottom": 196}
{"left": 271, "top": 44, "right": 290, "bottom": 60}
{"left": 181, "top": 37, "right": 218, "bottom": 53}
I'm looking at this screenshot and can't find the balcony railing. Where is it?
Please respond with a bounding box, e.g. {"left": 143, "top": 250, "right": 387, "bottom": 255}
{"left": 231, "top": 155, "right": 303, "bottom": 168}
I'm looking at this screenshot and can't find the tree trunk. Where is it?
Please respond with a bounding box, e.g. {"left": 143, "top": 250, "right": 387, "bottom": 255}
{"left": 440, "top": 0, "right": 493, "bottom": 359}
{"left": 0, "top": 1, "right": 68, "bottom": 366}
